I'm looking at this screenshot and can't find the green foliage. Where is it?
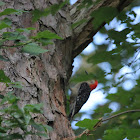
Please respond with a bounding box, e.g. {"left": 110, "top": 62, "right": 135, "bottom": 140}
{"left": 0, "top": 55, "right": 9, "bottom": 61}
{"left": 0, "top": 70, "right": 52, "bottom": 139}
{"left": 21, "top": 43, "right": 49, "bottom": 55}
{"left": 70, "top": 2, "right": 140, "bottom": 140}
{"left": 9, "top": 82, "right": 23, "bottom": 89}
{"left": 0, "top": 70, "right": 23, "bottom": 89}
{"left": 103, "top": 128, "right": 140, "bottom": 140}
{"left": 0, "top": 8, "right": 18, "bottom": 17}
{"left": 0, "top": 92, "right": 52, "bottom": 139}
{"left": 76, "top": 119, "right": 99, "bottom": 130}
{"left": 33, "top": 30, "right": 63, "bottom": 40}
{"left": 0, "top": 26, "right": 62, "bottom": 54}
{"left": 0, "top": 18, "right": 11, "bottom": 30}
{"left": 0, "top": 70, "right": 11, "bottom": 83}
{"left": 0, "top": 4, "right": 64, "bottom": 57}
{"left": 0, "top": 0, "right": 140, "bottom": 139}
{"left": 0, "top": 27, "right": 51, "bottom": 55}
{"left": 0, "top": 2, "right": 67, "bottom": 139}
{"left": 70, "top": 71, "right": 97, "bottom": 83}
{"left": 91, "top": 7, "right": 118, "bottom": 29}
{"left": 1, "top": 27, "right": 55, "bottom": 55}
{"left": 2, "top": 31, "right": 26, "bottom": 41}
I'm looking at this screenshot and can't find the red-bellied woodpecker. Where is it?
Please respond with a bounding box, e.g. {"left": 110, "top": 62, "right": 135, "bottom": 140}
{"left": 68, "top": 80, "right": 98, "bottom": 121}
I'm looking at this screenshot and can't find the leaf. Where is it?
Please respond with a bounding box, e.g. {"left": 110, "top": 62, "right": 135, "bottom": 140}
{"left": 2, "top": 32, "right": 26, "bottom": 41}
{"left": 38, "top": 38, "right": 53, "bottom": 46}
{"left": 11, "top": 111, "right": 22, "bottom": 119}
{"left": 0, "top": 126, "right": 7, "bottom": 133}
{"left": 0, "top": 22, "right": 10, "bottom": 30}
{"left": 16, "top": 28, "right": 31, "bottom": 33}
{"left": 2, "top": 119, "right": 19, "bottom": 127}
{"left": 24, "top": 114, "right": 31, "bottom": 125}
{"left": 30, "top": 120, "right": 45, "bottom": 132}
{"left": 32, "top": 9, "right": 49, "bottom": 22}
{"left": 87, "top": 47, "right": 124, "bottom": 70}
{"left": 70, "top": 72, "right": 97, "bottom": 83}
{"left": 0, "top": 39, "right": 5, "bottom": 46}
{"left": 103, "top": 129, "right": 125, "bottom": 140}
{"left": 44, "top": 125, "right": 53, "bottom": 132}
{"left": 75, "top": 119, "right": 99, "bottom": 130}
{"left": 1, "top": 133, "right": 23, "bottom": 140}
{"left": 0, "top": 70, "right": 11, "bottom": 83}
{"left": 91, "top": 7, "right": 118, "bottom": 29}
{"left": 104, "top": 128, "right": 140, "bottom": 140}
{"left": 24, "top": 103, "right": 43, "bottom": 113}
{"left": 33, "top": 30, "right": 63, "bottom": 40}
{"left": 0, "top": 92, "right": 19, "bottom": 104}
{"left": 126, "top": 129, "right": 140, "bottom": 139}
{"left": 2, "top": 18, "right": 12, "bottom": 25}
{"left": 0, "top": 92, "right": 48, "bottom": 138}
{"left": 108, "top": 28, "right": 131, "bottom": 44}
{"left": 0, "top": 8, "right": 18, "bottom": 17}
{"left": 129, "top": 10, "right": 137, "bottom": 18}
{"left": 94, "top": 106, "right": 112, "bottom": 115}
{"left": 36, "top": 132, "right": 48, "bottom": 138}
{"left": 10, "top": 82, "right": 22, "bottom": 89}
{"left": 117, "top": 11, "right": 128, "bottom": 23}
{"left": 0, "top": 18, "right": 12, "bottom": 29}
{"left": 16, "top": 27, "right": 35, "bottom": 33}
{"left": 0, "top": 95, "right": 4, "bottom": 99}
{"left": 26, "top": 27, "right": 36, "bottom": 30}
{"left": 22, "top": 43, "right": 48, "bottom": 55}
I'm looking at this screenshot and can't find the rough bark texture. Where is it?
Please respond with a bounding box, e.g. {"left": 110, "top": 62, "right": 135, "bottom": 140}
{"left": 0, "top": 0, "right": 133, "bottom": 139}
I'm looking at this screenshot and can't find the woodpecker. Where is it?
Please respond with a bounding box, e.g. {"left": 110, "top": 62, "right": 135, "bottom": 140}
{"left": 68, "top": 80, "right": 98, "bottom": 121}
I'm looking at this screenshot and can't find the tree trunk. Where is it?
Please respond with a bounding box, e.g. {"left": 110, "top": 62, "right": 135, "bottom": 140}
{"left": 0, "top": 0, "right": 133, "bottom": 139}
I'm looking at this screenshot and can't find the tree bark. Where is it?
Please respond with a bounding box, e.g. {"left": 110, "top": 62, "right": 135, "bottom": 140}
{"left": 0, "top": 0, "right": 133, "bottom": 139}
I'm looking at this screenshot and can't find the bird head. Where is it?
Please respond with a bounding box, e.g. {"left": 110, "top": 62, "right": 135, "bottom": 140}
{"left": 87, "top": 80, "right": 98, "bottom": 91}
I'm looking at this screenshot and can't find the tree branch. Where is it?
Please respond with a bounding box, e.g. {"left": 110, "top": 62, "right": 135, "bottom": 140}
{"left": 102, "top": 109, "right": 140, "bottom": 122}
{"left": 73, "top": 109, "right": 140, "bottom": 139}
{"left": 70, "top": 0, "right": 134, "bottom": 58}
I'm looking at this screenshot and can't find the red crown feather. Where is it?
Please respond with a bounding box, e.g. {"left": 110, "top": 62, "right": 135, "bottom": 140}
{"left": 90, "top": 80, "right": 98, "bottom": 91}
